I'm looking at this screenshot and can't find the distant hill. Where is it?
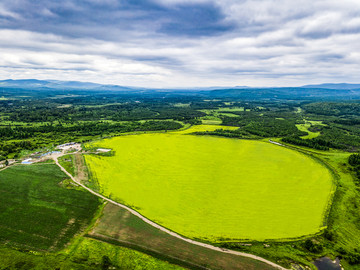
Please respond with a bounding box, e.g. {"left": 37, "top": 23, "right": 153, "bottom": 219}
{"left": 0, "top": 79, "right": 143, "bottom": 91}
{"left": 206, "top": 87, "right": 360, "bottom": 100}
{"left": 1, "top": 79, "right": 360, "bottom": 100}
{"left": 301, "top": 83, "right": 360, "bottom": 90}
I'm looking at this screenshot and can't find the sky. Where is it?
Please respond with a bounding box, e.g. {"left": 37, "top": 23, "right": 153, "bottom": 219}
{"left": 0, "top": 0, "right": 360, "bottom": 88}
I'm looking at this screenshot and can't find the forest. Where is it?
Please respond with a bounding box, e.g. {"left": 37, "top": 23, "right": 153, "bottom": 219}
{"left": 1, "top": 90, "right": 360, "bottom": 159}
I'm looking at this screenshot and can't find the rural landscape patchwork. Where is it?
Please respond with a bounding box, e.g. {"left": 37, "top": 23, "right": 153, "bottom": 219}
{"left": 1, "top": 0, "right": 360, "bottom": 270}
{"left": 1, "top": 81, "right": 360, "bottom": 270}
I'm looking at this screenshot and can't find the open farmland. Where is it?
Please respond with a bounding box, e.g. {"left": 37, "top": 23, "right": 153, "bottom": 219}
{"left": 88, "top": 203, "right": 276, "bottom": 270}
{"left": 84, "top": 125, "right": 335, "bottom": 241}
{"left": 66, "top": 237, "right": 184, "bottom": 270}
{"left": 0, "top": 164, "right": 100, "bottom": 251}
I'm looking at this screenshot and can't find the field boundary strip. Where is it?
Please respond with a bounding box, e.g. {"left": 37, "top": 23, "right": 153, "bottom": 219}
{"left": 86, "top": 234, "right": 210, "bottom": 270}
{"left": 53, "top": 155, "right": 288, "bottom": 270}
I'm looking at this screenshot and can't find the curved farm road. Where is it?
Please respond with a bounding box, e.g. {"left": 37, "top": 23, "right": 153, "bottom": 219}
{"left": 0, "top": 166, "right": 10, "bottom": 172}
{"left": 53, "top": 155, "right": 288, "bottom": 270}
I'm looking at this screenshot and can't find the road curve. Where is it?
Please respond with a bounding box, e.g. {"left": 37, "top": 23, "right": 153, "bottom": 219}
{"left": 53, "top": 156, "right": 288, "bottom": 270}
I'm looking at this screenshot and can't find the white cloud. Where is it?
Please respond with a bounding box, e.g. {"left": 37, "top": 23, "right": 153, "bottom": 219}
{"left": 0, "top": 3, "right": 19, "bottom": 19}
{"left": 0, "top": 0, "right": 360, "bottom": 87}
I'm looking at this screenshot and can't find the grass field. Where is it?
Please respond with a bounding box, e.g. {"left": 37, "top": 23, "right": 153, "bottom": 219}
{"left": 176, "top": 124, "right": 239, "bottom": 134}
{"left": 58, "top": 154, "right": 76, "bottom": 177}
{"left": 200, "top": 107, "right": 245, "bottom": 113}
{"left": 88, "top": 203, "right": 276, "bottom": 270}
{"left": 296, "top": 120, "right": 326, "bottom": 139}
{"left": 296, "top": 123, "right": 320, "bottom": 139}
{"left": 0, "top": 164, "right": 100, "bottom": 251}
{"left": 241, "top": 142, "right": 360, "bottom": 269}
{"left": 0, "top": 236, "right": 185, "bottom": 270}
{"left": 201, "top": 118, "right": 222, "bottom": 125}
{"left": 85, "top": 126, "right": 334, "bottom": 241}
{"left": 199, "top": 107, "right": 244, "bottom": 124}
{"left": 67, "top": 237, "right": 184, "bottom": 270}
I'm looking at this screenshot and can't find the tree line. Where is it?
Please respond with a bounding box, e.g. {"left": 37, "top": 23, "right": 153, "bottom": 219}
{"left": 0, "top": 121, "right": 182, "bottom": 159}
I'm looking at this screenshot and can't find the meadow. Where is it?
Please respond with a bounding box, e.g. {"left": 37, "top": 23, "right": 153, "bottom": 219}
{"left": 296, "top": 123, "right": 320, "bottom": 139}
{"left": 296, "top": 121, "right": 326, "bottom": 139}
{"left": 0, "top": 163, "right": 100, "bottom": 250}
{"left": 0, "top": 235, "right": 185, "bottom": 270}
{"left": 88, "top": 203, "right": 276, "bottom": 270}
{"left": 85, "top": 125, "right": 335, "bottom": 241}
{"left": 66, "top": 238, "right": 184, "bottom": 270}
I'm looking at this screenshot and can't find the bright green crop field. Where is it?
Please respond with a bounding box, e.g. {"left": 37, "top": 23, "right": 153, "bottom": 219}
{"left": 85, "top": 125, "right": 335, "bottom": 241}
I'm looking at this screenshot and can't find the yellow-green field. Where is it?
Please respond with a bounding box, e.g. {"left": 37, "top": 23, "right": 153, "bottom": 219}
{"left": 85, "top": 126, "right": 334, "bottom": 241}
{"left": 199, "top": 107, "right": 245, "bottom": 113}
{"left": 296, "top": 120, "right": 326, "bottom": 139}
{"left": 296, "top": 123, "right": 320, "bottom": 139}
{"left": 176, "top": 125, "right": 239, "bottom": 134}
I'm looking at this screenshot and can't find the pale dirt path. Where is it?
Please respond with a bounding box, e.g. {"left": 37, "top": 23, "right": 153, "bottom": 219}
{"left": 53, "top": 154, "right": 288, "bottom": 270}
{"left": 268, "top": 140, "right": 285, "bottom": 147}
{"left": 0, "top": 162, "right": 18, "bottom": 172}
{"left": 0, "top": 166, "right": 10, "bottom": 172}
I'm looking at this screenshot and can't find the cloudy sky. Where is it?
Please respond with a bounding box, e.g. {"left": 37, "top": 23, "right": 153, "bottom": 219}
{"left": 0, "top": 0, "right": 359, "bottom": 88}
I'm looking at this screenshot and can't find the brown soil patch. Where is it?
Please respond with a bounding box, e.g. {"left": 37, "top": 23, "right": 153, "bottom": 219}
{"left": 88, "top": 204, "right": 276, "bottom": 270}
{"left": 74, "top": 153, "right": 88, "bottom": 184}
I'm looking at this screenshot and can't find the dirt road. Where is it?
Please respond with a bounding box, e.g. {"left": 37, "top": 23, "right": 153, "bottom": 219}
{"left": 53, "top": 155, "right": 288, "bottom": 270}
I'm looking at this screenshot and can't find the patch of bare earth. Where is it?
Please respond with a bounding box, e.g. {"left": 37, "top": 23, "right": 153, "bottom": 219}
{"left": 74, "top": 153, "right": 88, "bottom": 184}
{"left": 87, "top": 203, "right": 275, "bottom": 270}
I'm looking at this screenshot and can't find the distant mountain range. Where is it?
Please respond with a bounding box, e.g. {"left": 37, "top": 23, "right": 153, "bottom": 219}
{"left": 301, "top": 83, "right": 360, "bottom": 90}
{"left": 0, "top": 79, "right": 144, "bottom": 91}
{"left": 1, "top": 79, "right": 360, "bottom": 100}
{"left": 1, "top": 79, "right": 360, "bottom": 90}
{"left": 206, "top": 83, "right": 360, "bottom": 100}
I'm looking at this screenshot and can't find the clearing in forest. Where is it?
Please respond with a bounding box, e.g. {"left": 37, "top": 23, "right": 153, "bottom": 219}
{"left": 296, "top": 120, "right": 326, "bottom": 139}
{"left": 85, "top": 125, "right": 334, "bottom": 241}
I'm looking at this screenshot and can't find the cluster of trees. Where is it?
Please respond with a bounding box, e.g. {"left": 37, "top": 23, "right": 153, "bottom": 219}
{"left": 319, "top": 126, "right": 360, "bottom": 150}
{"left": 337, "top": 246, "right": 360, "bottom": 265}
{"left": 346, "top": 252, "right": 360, "bottom": 265}
{"left": 349, "top": 154, "right": 360, "bottom": 166}
{"left": 348, "top": 153, "right": 360, "bottom": 186}
{"left": 282, "top": 136, "right": 332, "bottom": 150}
{"left": 333, "top": 119, "right": 360, "bottom": 125}
{"left": 3, "top": 100, "right": 205, "bottom": 123}
{"left": 0, "top": 141, "right": 35, "bottom": 159}
{"left": 0, "top": 121, "right": 182, "bottom": 140}
{"left": 193, "top": 128, "right": 256, "bottom": 139}
{"left": 304, "top": 102, "right": 360, "bottom": 116}
{"left": 222, "top": 115, "right": 305, "bottom": 138}
{"left": 303, "top": 239, "right": 323, "bottom": 253}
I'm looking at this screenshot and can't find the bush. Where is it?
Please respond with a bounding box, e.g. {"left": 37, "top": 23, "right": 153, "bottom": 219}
{"left": 346, "top": 252, "right": 360, "bottom": 265}
{"left": 323, "top": 229, "right": 334, "bottom": 241}
{"left": 304, "top": 239, "right": 323, "bottom": 253}
{"left": 337, "top": 246, "right": 347, "bottom": 255}
{"left": 349, "top": 154, "right": 360, "bottom": 166}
